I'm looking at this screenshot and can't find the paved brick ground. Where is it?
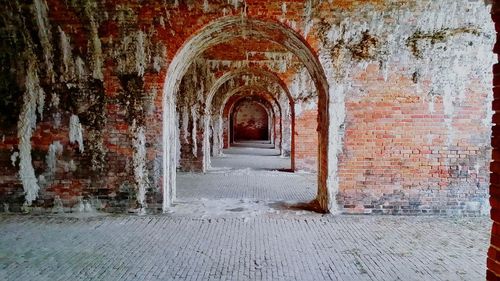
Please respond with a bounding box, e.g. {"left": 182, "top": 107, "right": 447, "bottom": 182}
{"left": 0, "top": 148, "right": 491, "bottom": 281}
{"left": 210, "top": 142, "right": 291, "bottom": 171}
{"left": 0, "top": 214, "right": 490, "bottom": 281}
{"left": 177, "top": 170, "right": 316, "bottom": 202}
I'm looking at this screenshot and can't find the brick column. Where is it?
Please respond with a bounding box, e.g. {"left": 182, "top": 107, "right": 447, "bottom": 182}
{"left": 294, "top": 109, "right": 318, "bottom": 172}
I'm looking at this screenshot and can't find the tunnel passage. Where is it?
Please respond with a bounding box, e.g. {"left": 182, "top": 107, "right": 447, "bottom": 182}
{"left": 163, "top": 16, "right": 331, "bottom": 212}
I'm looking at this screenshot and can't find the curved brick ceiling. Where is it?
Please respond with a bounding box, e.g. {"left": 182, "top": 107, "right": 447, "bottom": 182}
{"left": 203, "top": 37, "right": 293, "bottom": 61}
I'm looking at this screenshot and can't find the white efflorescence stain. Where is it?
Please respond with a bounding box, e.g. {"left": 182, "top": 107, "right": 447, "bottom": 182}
{"left": 89, "top": 16, "right": 104, "bottom": 81}
{"left": 33, "top": 0, "right": 54, "bottom": 81}
{"left": 203, "top": 0, "right": 210, "bottom": 12}
{"left": 132, "top": 125, "right": 148, "bottom": 213}
{"left": 17, "top": 61, "right": 45, "bottom": 205}
{"left": 303, "top": 0, "right": 313, "bottom": 38}
{"left": 10, "top": 151, "right": 19, "bottom": 167}
{"left": 136, "top": 30, "right": 146, "bottom": 77}
{"left": 75, "top": 56, "right": 86, "bottom": 80}
{"left": 45, "top": 141, "right": 63, "bottom": 179}
{"left": 313, "top": 0, "right": 495, "bottom": 212}
{"left": 58, "top": 26, "right": 75, "bottom": 81}
{"left": 69, "top": 114, "right": 84, "bottom": 153}
{"left": 191, "top": 105, "right": 199, "bottom": 157}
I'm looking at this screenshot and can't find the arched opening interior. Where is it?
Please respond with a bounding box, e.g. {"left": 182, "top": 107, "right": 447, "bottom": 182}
{"left": 203, "top": 67, "right": 294, "bottom": 169}
{"left": 232, "top": 96, "right": 271, "bottom": 142}
{"left": 230, "top": 94, "right": 274, "bottom": 143}
{"left": 163, "top": 17, "right": 331, "bottom": 213}
{"left": 209, "top": 89, "right": 292, "bottom": 172}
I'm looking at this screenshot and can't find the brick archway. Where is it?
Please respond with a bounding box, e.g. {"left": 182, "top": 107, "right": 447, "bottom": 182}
{"left": 209, "top": 81, "right": 287, "bottom": 163}
{"left": 162, "top": 17, "right": 332, "bottom": 212}
{"left": 230, "top": 98, "right": 273, "bottom": 142}
{"left": 203, "top": 67, "right": 294, "bottom": 169}
{"left": 223, "top": 89, "right": 282, "bottom": 150}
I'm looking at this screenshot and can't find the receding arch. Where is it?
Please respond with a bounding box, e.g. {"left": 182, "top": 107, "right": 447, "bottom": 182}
{"left": 230, "top": 97, "right": 274, "bottom": 142}
{"left": 202, "top": 67, "right": 294, "bottom": 169}
{"left": 205, "top": 83, "right": 285, "bottom": 169}
{"left": 162, "top": 16, "right": 331, "bottom": 213}
{"left": 205, "top": 67, "right": 295, "bottom": 111}
{"left": 221, "top": 87, "right": 282, "bottom": 150}
{"left": 209, "top": 85, "right": 283, "bottom": 164}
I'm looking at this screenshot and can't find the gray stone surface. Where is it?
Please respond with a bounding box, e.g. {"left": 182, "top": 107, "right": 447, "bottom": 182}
{"left": 210, "top": 142, "right": 291, "bottom": 171}
{"left": 177, "top": 170, "right": 316, "bottom": 202}
{"left": 0, "top": 214, "right": 490, "bottom": 281}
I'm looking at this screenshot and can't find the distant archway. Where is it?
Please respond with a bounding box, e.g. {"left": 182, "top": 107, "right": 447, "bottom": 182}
{"left": 224, "top": 91, "right": 280, "bottom": 148}
{"left": 203, "top": 67, "right": 294, "bottom": 168}
{"left": 231, "top": 99, "right": 272, "bottom": 142}
{"left": 210, "top": 84, "right": 284, "bottom": 160}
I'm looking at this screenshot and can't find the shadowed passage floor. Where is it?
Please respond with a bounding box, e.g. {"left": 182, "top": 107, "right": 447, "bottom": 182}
{"left": 175, "top": 140, "right": 315, "bottom": 217}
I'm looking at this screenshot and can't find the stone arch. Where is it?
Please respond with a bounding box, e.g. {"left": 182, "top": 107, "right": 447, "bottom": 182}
{"left": 162, "top": 16, "right": 331, "bottom": 212}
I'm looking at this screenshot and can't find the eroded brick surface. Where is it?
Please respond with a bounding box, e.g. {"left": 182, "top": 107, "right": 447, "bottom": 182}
{"left": 0, "top": 0, "right": 495, "bottom": 216}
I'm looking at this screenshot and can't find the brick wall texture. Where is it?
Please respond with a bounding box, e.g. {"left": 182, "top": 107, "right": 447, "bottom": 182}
{"left": 0, "top": 0, "right": 496, "bottom": 218}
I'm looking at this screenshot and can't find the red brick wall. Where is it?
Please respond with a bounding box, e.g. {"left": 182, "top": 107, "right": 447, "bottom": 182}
{"left": 0, "top": 0, "right": 494, "bottom": 216}
{"left": 294, "top": 108, "right": 318, "bottom": 172}
{"left": 338, "top": 64, "right": 491, "bottom": 214}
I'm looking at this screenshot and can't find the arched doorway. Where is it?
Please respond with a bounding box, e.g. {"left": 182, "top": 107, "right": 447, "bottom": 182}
{"left": 162, "top": 17, "right": 332, "bottom": 212}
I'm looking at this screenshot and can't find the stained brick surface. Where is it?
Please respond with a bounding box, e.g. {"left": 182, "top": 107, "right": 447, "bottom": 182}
{"left": 0, "top": 0, "right": 494, "bottom": 217}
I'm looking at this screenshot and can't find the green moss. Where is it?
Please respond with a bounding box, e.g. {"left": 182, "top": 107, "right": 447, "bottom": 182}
{"left": 350, "top": 31, "right": 379, "bottom": 61}
{"left": 117, "top": 74, "right": 147, "bottom": 127}
{"left": 406, "top": 27, "right": 481, "bottom": 58}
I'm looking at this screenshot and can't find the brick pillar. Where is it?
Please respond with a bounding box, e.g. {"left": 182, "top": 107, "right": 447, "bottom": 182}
{"left": 294, "top": 109, "right": 318, "bottom": 172}
{"left": 488, "top": 2, "right": 500, "bottom": 280}
{"left": 274, "top": 114, "right": 281, "bottom": 149}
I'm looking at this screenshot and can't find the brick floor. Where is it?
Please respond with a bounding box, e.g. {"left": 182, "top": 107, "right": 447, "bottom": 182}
{"left": 0, "top": 148, "right": 491, "bottom": 281}
{"left": 177, "top": 170, "right": 316, "bottom": 202}
{"left": 210, "top": 142, "right": 291, "bottom": 171}
{"left": 0, "top": 214, "right": 490, "bottom": 281}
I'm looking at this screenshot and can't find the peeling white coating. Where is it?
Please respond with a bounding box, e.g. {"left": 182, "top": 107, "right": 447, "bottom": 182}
{"left": 203, "top": 0, "right": 210, "bottom": 12}
{"left": 133, "top": 125, "right": 148, "bottom": 211}
{"left": 59, "top": 26, "right": 75, "bottom": 81}
{"left": 89, "top": 16, "right": 104, "bottom": 80}
{"left": 10, "top": 152, "right": 19, "bottom": 167}
{"left": 303, "top": 0, "right": 313, "bottom": 38}
{"left": 34, "top": 0, "right": 54, "bottom": 81}
{"left": 181, "top": 106, "right": 189, "bottom": 143}
{"left": 69, "top": 114, "right": 84, "bottom": 153}
{"left": 191, "top": 105, "right": 198, "bottom": 157}
{"left": 289, "top": 67, "right": 315, "bottom": 101}
{"left": 136, "top": 30, "right": 146, "bottom": 76}
{"left": 17, "top": 61, "right": 44, "bottom": 205}
{"left": 45, "top": 141, "right": 63, "bottom": 178}
{"left": 115, "top": 30, "right": 152, "bottom": 76}
{"left": 53, "top": 112, "right": 61, "bottom": 128}
{"left": 75, "top": 56, "right": 86, "bottom": 80}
